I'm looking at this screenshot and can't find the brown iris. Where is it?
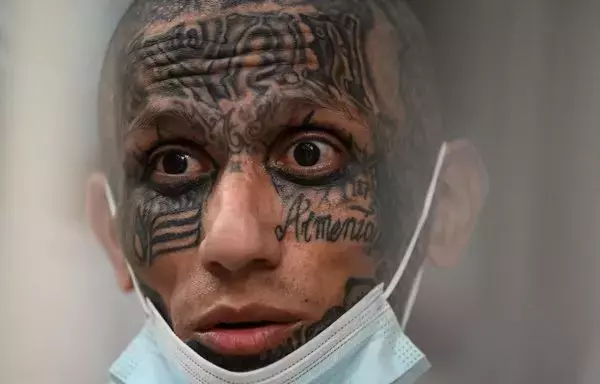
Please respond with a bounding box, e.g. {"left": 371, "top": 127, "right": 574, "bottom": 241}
{"left": 148, "top": 145, "right": 213, "bottom": 184}
{"left": 269, "top": 130, "right": 348, "bottom": 181}
{"left": 293, "top": 142, "right": 321, "bottom": 167}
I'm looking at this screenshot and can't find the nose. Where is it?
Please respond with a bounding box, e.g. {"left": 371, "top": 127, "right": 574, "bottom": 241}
{"left": 198, "top": 163, "right": 281, "bottom": 274}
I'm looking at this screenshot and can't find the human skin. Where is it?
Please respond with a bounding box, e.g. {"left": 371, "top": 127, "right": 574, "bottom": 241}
{"left": 88, "top": 0, "right": 486, "bottom": 373}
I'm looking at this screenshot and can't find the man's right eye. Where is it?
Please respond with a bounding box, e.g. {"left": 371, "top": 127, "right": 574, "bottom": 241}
{"left": 147, "top": 145, "right": 213, "bottom": 185}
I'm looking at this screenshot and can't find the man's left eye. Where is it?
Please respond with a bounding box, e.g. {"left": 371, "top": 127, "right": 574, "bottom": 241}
{"left": 288, "top": 140, "right": 332, "bottom": 168}
{"left": 270, "top": 132, "right": 348, "bottom": 182}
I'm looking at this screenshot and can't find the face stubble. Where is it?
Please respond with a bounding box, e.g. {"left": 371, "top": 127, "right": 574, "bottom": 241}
{"left": 115, "top": 3, "right": 402, "bottom": 372}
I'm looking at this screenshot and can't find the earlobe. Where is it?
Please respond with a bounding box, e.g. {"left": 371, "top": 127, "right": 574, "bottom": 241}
{"left": 85, "top": 173, "right": 133, "bottom": 292}
{"left": 426, "top": 140, "right": 487, "bottom": 268}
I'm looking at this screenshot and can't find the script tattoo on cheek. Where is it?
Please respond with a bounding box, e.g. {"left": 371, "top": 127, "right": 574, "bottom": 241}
{"left": 274, "top": 193, "right": 378, "bottom": 244}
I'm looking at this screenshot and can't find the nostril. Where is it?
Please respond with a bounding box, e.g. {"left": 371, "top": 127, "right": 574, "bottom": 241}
{"left": 199, "top": 204, "right": 281, "bottom": 273}
{"left": 204, "top": 260, "right": 231, "bottom": 276}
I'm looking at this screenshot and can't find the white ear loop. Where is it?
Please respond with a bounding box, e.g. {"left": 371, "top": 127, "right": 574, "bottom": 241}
{"left": 104, "top": 180, "right": 117, "bottom": 219}
{"left": 401, "top": 265, "right": 425, "bottom": 329}
{"left": 126, "top": 261, "right": 152, "bottom": 317}
{"left": 384, "top": 142, "right": 447, "bottom": 301}
{"left": 104, "top": 181, "right": 152, "bottom": 316}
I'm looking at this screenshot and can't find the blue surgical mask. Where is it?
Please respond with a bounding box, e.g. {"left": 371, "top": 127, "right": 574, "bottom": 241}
{"left": 107, "top": 143, "right": 448, "bottom": 384}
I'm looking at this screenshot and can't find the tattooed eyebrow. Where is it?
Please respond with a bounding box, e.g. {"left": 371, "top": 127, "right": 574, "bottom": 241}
{"left": 302, "top": 110, "right": 316, "bottom": 125}
{"left": 126, "top": 99, "right": 213, "bottom": 132}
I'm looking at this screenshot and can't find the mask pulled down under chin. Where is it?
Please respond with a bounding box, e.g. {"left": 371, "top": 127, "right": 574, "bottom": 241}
{"left": 109, "top": 284, "right": 430, "bottom": 384}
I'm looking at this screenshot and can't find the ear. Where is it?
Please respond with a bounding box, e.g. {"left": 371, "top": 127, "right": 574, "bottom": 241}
{"left": 426, "top": 140, "right": 487, "bottom": 268}
{"left": 85, "top": 173, "right": 133, "bottom": 292}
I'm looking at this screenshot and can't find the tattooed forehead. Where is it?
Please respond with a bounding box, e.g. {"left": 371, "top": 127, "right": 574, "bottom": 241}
{"left": 122, "top": 10, "right": 375, "bottom": 119}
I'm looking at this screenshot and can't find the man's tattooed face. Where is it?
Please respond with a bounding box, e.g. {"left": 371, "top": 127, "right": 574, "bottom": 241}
{"left": 114, "top": 2, "right": 409, "bottom": 372}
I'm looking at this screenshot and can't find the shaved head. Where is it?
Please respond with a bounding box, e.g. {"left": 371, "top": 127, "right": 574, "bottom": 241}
{"left": 92, "top": 0, "right": 464, "bottom": 372}
{"left": 100, "top": 0, "right": 442, "bottom": 281}
{"left": 101, "top": 0, "right": 441, "bottom": 191}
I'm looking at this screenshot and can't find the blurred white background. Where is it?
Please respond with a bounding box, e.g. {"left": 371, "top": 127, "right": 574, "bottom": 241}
{"left": 0, "top": 1, "right": 143, "bottom": 383}
{"left": 1, "top": 0, "right": 599, "bottom": 383}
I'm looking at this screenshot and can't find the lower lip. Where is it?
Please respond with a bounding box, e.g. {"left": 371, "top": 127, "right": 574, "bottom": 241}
{"left": 195, "top": 323, "right": 299, "bottom": 356}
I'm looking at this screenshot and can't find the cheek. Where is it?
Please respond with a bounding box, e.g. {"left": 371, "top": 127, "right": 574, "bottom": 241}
{"left": 119, "top": 185, "right": 210, "bottom": 299}
{"left": 284, "top": 240, "right": 375, "bottom": 278}
{"left": 278, "top": 238, "right": 376, "bottom": 314}
{"left": 135, "top": 255, "right": 183, "bottom": 306}
{"left": 274, "top": 175, "right": 380, "bottom": 289}
{"left": 121, "top": 185, "right": 209, "bottom": 263}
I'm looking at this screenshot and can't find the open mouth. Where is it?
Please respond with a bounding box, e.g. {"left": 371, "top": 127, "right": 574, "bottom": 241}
{"left": 215, "top": 321, "right": 279, "bottom": 330}
{"left": 191, "top": 305, "right": 303, "bottom": 356}
{"left": 195, "top": 321, "right": 299, "bottom": 356}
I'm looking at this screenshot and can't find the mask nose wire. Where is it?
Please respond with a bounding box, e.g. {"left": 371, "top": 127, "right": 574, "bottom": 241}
{"left": 383, "top": 142, "right": 447, "bottom": 300}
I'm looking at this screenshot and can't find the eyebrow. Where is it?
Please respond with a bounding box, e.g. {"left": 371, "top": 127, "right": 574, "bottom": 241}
{"left": 126, "top": 88, "right": 365, "bottom": 134}
{"left": 126, "top": 97, "right": 217, "bottom": 135}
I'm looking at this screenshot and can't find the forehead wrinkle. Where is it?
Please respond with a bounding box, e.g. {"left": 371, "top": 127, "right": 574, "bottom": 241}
{"left": 131, "top": 3, "right": 317, "bottom": 43}
{"left": 126, "top": 11, "right": 315, "bottom": 60}
{"left": 117, "top": 4, "right": 378, "bottom": 137}
{"left": 124, "top": 12, "right": 321, "bottom": 102}
{"left": 128, "top": 22, "right": 317, "bottom": 91}
{"left": 130, "top": 26, "right": 315, "bottom": 66}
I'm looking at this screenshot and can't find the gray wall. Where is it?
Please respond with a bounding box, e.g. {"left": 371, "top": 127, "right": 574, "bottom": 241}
{"left": 411, "top": 1, "right": 600, "bottom": 383}
{"left": 1, "top": 1, "right": 599, "bottom": 383}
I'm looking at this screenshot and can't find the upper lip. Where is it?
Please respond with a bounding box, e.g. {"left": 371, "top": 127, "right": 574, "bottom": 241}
{"left": 193, "top": 304, "right": 302, "bottom": 332}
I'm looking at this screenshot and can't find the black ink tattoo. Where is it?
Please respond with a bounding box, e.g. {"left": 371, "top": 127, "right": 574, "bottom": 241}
{"left": 274, "top": 193, "right": 378, "bottom": 245}
{"left": 126, "top": 12, "right": 373, "bottom": 112}
{"left": 133, "top": 205, "right": 202, "bottom": 266}
{"left": 119, "top": 7, "right": 384, "bottom": 267}
{"left": 138, "top": 277, "right": 173, "bottom": 328}
{"left": 125, "top": 179, "right": 214, "bottom": 267}
{"left": 270, "top": 132, "right": 381, "bottom": 254}
{"left": 100, "top": 0, "right": 443, "bottom": 359}
{"left": 185, "top": 277, "right": 376, "bottom": 372}
{"left": 117, "top": 9, "right": 377, "bottom": 164}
